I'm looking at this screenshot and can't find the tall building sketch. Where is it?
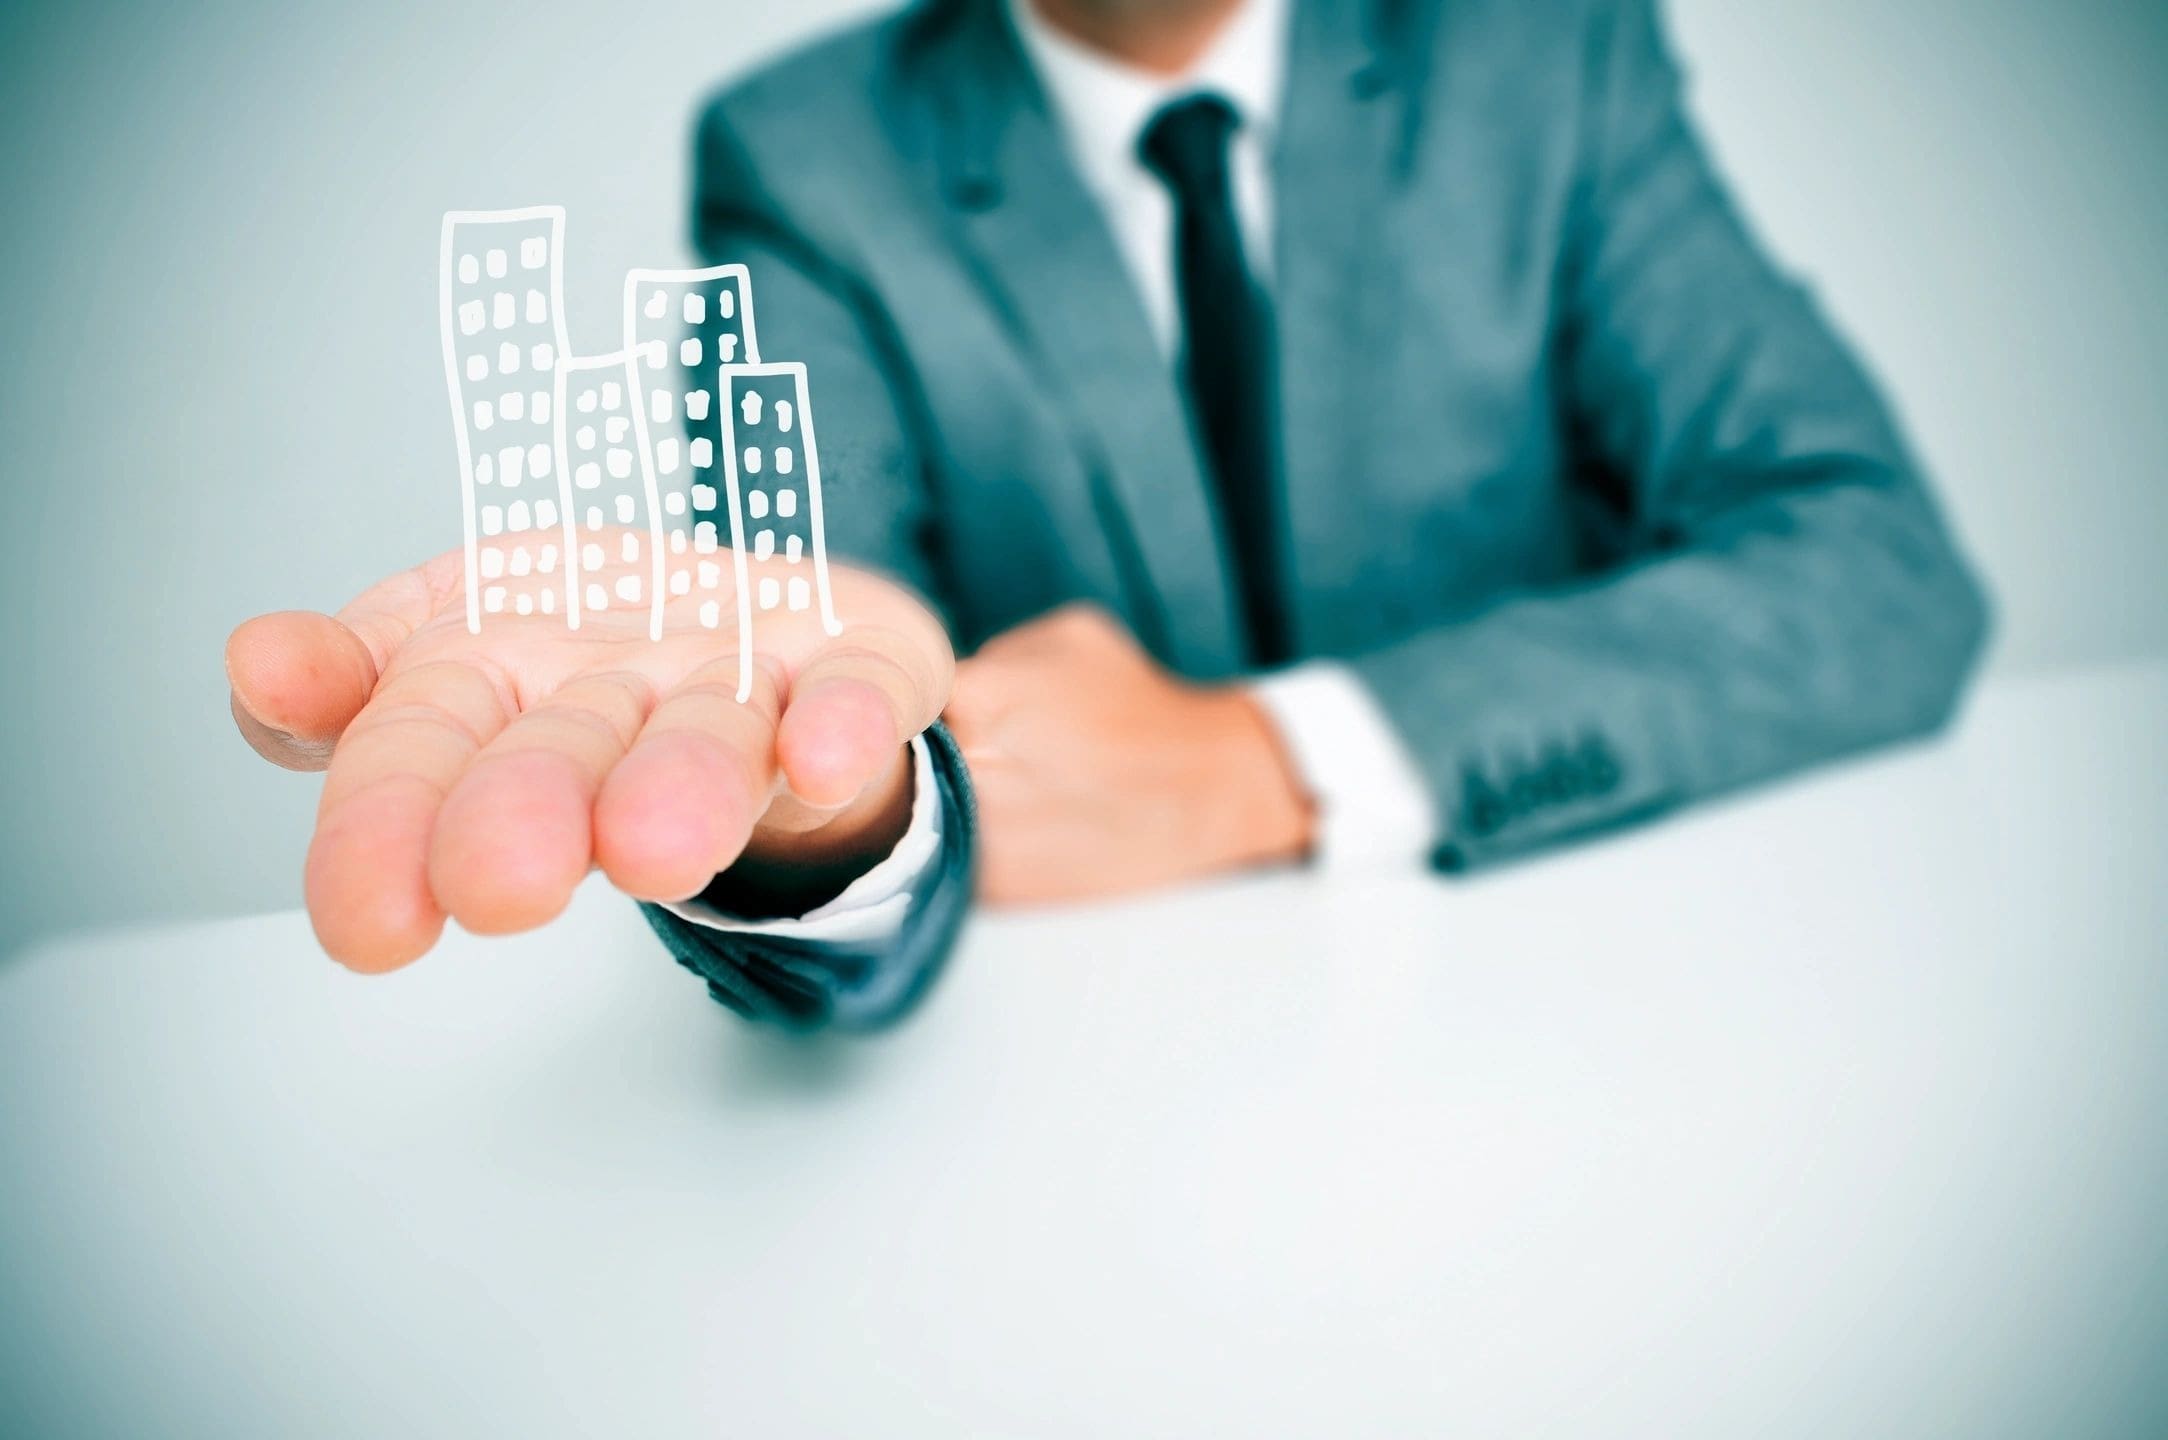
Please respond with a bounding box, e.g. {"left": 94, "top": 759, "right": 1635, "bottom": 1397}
{"left": 437, "top": 207, "right": 842, "bottom": 681}
{"left": 623, "top": 266, "right": 761, "bottom": 652}
{"left": 719, "top": 360, "right": 844, "bottom": 635}
{"left": 554, "top": 351, "right": 658, "bottom": 632}
{"left": 439, "top": 207, "right": 570, "bottom": 632}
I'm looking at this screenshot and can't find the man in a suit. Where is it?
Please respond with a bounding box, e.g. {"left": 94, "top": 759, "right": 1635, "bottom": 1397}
{"left": 227, "top": 0, "right": 1987, "bottom": 1030}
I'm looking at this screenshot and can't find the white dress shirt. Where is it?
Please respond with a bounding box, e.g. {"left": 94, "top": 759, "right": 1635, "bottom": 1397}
{"left": 1008, "top": 0, "right": 1438, "bottom": 873}
{"left": 679, "top": 0, "right": 1438, "bottom": 944}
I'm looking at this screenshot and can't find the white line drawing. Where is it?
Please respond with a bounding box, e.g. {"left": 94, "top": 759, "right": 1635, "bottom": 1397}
{"left": 623, "top": 266, "right": 761, "bottom": 646}
{"left": 437, "top": 207, "right": 842, "bottom": 689}
{"left": 718, "top": 361, "right": 844, "bottom": 700}
{"left": 554, "top": 351, "right": 658, "bottom": 632}
{"left": 440, "top": 206, "right": 570, "bottom": 634}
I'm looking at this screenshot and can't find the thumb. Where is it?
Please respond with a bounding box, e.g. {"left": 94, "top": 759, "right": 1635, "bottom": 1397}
{"left": 226, "top": 611, "right": 382, "bottom": 771}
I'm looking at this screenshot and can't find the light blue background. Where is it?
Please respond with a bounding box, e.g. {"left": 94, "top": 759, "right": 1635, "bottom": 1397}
{"left": 1, "top": 0, "right": 2163, "bottom": 951}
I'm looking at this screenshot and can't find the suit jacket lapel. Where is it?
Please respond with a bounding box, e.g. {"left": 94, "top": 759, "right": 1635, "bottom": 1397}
{"left": 909, "top": 0, "right": 1248, "bottom": 675}
{"left": 1271, "top": 0, "right": 1430, "bottom": 647}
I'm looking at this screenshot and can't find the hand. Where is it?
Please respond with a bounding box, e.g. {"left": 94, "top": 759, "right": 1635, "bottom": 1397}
{"left": 944, "top": 604, "right": 1313, "bottom": 905}
{"left": 227, "top": 538, "right": 952, "bottom": 971}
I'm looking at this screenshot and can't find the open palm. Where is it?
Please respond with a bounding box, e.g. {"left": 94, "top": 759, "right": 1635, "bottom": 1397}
{"left": 227, "top": 541, "right": 952, "bottom": 972}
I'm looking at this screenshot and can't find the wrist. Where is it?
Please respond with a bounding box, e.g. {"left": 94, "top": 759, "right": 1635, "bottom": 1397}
{"left": 1198, "top": 686, "right": 1314, "bottom": 868}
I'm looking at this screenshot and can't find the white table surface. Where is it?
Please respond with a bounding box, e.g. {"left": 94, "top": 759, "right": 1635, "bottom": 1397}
{"left": 3, "top": 661, "right": 2165, "bottom": 1439}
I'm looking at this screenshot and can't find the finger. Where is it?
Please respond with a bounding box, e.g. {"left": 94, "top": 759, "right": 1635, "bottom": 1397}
{"left": 225, "top": 559, "right": 450, "bottom": 771}
{"left": 428, "top": 671, "right": 654, "bottom": 935}
{"left": 777, "top": 626, "right": 951, "bottom": 809}
{"left": 306, "top": 660, "right": 515, "bottom": 972}
{"left": 594, "top": 658, "right": 783, "bottom": 902}
{"left": 226, "top": 612, "right": 381, "bottom": 771}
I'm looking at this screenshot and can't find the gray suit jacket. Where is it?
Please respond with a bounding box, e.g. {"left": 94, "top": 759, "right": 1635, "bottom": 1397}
{"left": 645, "top": 0, "right": 1990, "bottom": 1026}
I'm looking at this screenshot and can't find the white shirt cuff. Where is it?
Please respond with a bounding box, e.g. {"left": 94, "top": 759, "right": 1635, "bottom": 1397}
{"left": 656, "top": 735, "right": 941, "bottom": 945}
{"left": 1250, "top": 661, "right": 1438, "bottom": 872}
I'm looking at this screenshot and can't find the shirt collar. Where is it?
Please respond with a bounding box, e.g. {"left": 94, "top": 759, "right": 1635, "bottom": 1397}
{"left": 1007, "top": 0, "right": 1290, "bottom": 175}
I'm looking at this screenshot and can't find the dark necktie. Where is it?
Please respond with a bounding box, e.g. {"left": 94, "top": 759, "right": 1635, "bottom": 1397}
{"left": 1139, "top": 94, "right": 1292, "bottom": 667}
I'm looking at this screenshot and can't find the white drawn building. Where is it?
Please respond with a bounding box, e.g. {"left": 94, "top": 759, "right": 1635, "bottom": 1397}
{"left": 624, "top": 266, "right": 761, "bottom": 640}
{"left": 719, "top": 361, "right": 842, "bottom": 630}
{"left": 439, "top": 207, "right": 571, "bottom": 628}
{"left": 553, "top": 352, "right": 658, "bottom": 632}
{"left": 439, "top": 208, "right": 840, "bottom": 687}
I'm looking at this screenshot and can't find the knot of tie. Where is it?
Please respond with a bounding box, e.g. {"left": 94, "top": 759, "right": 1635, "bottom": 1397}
{"left": 1138, "top": 93, "right": 1241, "bottom": 199}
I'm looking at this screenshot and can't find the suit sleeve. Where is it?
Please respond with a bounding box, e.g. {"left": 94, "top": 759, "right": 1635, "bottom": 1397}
{"left": 640, "top": 722, "right": 975, "bottom": 1032}
{"left": 1350, "top": 0, "right": 1991, "bottom": 869}
{"left": 635, "top": 99, "right": 973, "bottom": 1030}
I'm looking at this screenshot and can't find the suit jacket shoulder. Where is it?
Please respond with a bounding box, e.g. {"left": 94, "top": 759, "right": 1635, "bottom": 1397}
{"left": 689, "top": 5, "right": 953, "bottom": 264}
